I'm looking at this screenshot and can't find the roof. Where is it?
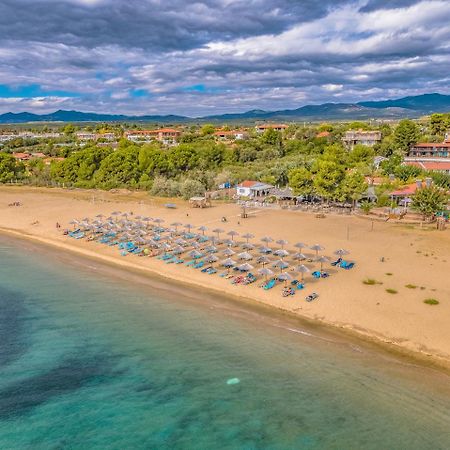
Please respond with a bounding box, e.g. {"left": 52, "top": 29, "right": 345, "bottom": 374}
{"left": 238, "top": 180, "right": 259, "bottom": 188}
{"left": 316, "top": 131, "right": 331, "bottom": 138}
{"left": 125, "top": 128, "right": 180, "bottom": 135}
{"left": 390, "top": 182, "right": 424, "bottom": 197}
{"left": 256, "top": 124, "right": 288, "bottom": 129}
{"left": 405, "top": 161, "right": 450, "bottom": 171}
{"left": 412, "top": 142, "right": 450, "bottom": 148}
{"left": 12, "top": 152, "right": 30, "bottom": 159}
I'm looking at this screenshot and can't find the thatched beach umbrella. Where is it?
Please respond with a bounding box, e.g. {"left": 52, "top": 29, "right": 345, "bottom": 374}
{"left": 223, "top": 247, "right": 236, "bottom": 257}
{"left": 212, "top": 228, "right": 225, "bottom": 239}
{"left": 205, "top": 254, "right": 219, "bottom": 264}
{"left": 294, "top": 242, "right": 307, "bottom": 250}
{"left": 259, "top": 246, "right": 272, "bottom": 254}
{"left": 242, "top": 233, "right": 254, "bottom": 244}
{"left": 222, "top": 258, "right": 236, "bottom": 268}
{"left": 261, "top": 236, "right": 274, "bottom": 245}
{"left": 334, "top": 249, "right": 350, "bottom": 257}
{"left": 184, "top": 223, "right": 195, "bottom": 232}
{"left": 171, "top": 221, "right": 182, "bottom": 232}
{"left": 278, "top": 272, "right": 293, "bottom": 286}
{"left": 242, "top": 243, "right": 255, "bottom": 250}
{"left": 189, "top": 250, "right": 203, "bottom": 259}
{"left": 227, "top": 230, "right": 239, "bottom": 241}
{"left": 257, "top": 255, "right": 271, "bottom": 266}
{"left": 276, "top": 239, "right": 289, "bottom": 249}
{"left": 294, "top": 264, "right": 310, "bottom": 281}
{"left": 258, "top": 267, "right": 274, "bottom": 281}
{"left": 238, "top": 263, "right": 254, "bottom": 272}
{"left": 293, "top": 252, "right": 307, "bottom": 261}
{"left": 316, "top": 255, "right": 330, "bottom": 271}
{"left": 205, "top": 245, "right": 218, "bottom": 253}
{"left": 274, "top": 249, "right": 290, "bottom": 259}
{"left": 273, "top": 259, "right": 289, "bottom": 272}
{"left": 198, "top": 225, "right": 208, "bottom": 235}
{"left": 310, "top": 244, "right": 325, "bottom": 257}
{"left": 238, "top": 251, "right": 253, "bottom": 261}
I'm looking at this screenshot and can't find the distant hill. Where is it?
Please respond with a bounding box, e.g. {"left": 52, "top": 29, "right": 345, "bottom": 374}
{"left": 1, "top": 93, "right": 450, "bottom": 124}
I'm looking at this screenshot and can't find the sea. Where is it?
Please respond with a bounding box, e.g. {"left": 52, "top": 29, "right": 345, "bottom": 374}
{"left": 0, "top": 235, "right": 449, "bottom": 449}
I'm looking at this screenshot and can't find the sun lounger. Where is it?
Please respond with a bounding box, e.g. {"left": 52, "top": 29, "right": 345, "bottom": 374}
{"left": 340, "top": 261, "right": 355, "bottom": 269}
{"left": 120, "top": 250, "right": 128, "bottom": 256}
{"left": 312, "top": 271, "right": 321, "bottom": 279}
{"left": 263, "top": 279, "right": 276, "bottom": 290}
{"left": 331, "top": 257, "right": 342, "bottom": 266}
{"left": 207, "top": 268, "right": 217, "bottom": 274}
{"left": 185, "top": 260, "right": 196, "bottom": 266}
{"left": 296, "top": 283, "right": 304, "bottom": 290}
{"left": 305, "top": 292, "right": 319, "bottom": 302}
{"left": 201, "top": 266, "right": 213, "bottom": 273}
{"left": 321, "top": 272, "right": 329, "bottom": 278}
{"left": 175, "top": 259, "right": 184, "bottom": 264}
{"left": 194, "top": 261, "right": 204, "bottom": 269}
{"left": 282, "top": 287, "right": 295, "bottom": 297}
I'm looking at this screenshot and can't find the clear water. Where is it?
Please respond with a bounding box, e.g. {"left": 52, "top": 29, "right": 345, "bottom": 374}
{"left": 0, "top": 236, "right": 449, "bottom": 450}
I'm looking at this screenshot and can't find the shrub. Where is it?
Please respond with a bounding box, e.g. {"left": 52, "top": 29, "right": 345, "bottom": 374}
{"left": 386, "top": 288, "right": 398, "bottom": 294}
{"left": 363, "top": 278, "right": 381, "bottom": 285}
{"left": 405, "top": 284, "right": 417, "bottom": 289}
{"left": 424, "top": 298, "right": 439, "bottom": 305}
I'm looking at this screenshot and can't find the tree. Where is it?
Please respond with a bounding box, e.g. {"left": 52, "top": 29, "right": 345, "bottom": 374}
{"left": 0, "top": 153, "right": 24, "bottom": 182}
{"left": 394, "top": 119, "right": 420, "bottom": 154}
{"left": 412, "top": 186, "right": 448, "bottom": 219}
{"left": 313, "top": 160, "right": 346, "bottom": 201}
{"left": 429, "top": 113, "right": 450, "bottom": 136}
{"left": 339, "top": 171, "right": 368, "bottom": 205}
{"left": 261, "top": 128, "right": 281, "bottom": 146}
{"left": 348, "top": 144, "right": 375, "bottom": 166}
{"left": 360, "top": 200, "right": 374, "bottom": 214}
{"left": 288, "top": 167, "right": 314, "bottom": 196}
{"left": 200, "top": 124, "right": 215, "bottom": 136}
{"left": 180, "top": 178, "right": 206, "bottom": 199}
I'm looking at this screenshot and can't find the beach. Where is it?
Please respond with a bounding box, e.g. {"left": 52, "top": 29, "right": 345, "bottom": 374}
{"left": 1, "top": 185, "right": 449, "bottom": 367}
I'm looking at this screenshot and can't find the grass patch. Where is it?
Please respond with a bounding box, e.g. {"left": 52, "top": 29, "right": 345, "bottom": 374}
{"left": 424, "top": 298, "right": 439, "bottom": 305}
{"left": 385, "top": 272, "right": 393, "bottom": 276}
{"left": 420, "top": 286, "right": 426, "bottom": 290}
{"left": 405, "top": 284, "right": 417, "bottom": 289}
{"left": 386, "top": 288, "right": 398, "bottom": 294}
{"left": 363, "top": 278, "right": 382, "bottom": 285}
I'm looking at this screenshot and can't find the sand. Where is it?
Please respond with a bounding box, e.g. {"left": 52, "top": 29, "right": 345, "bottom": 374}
{"left": 1, "top": 185, "right": 449, "bottom": 366}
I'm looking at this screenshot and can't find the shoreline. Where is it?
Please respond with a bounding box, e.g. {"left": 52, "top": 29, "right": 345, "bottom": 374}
{"left": 2, "top": 225, "right": 450, "bottom": 373}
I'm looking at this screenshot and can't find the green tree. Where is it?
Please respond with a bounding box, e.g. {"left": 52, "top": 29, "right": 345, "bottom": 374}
{"left": 313, "top": 160, "right": 345, "bottom": 201}
{"left": 288, "top": 167, "right": 314, "bottom": 196}
{"left": 429, "top": 113, "right": 450, "bottom": 136}
{"left": 394, "top": 119, "right": 420, "bottom": 154}
{"left": 412, "top": 186, "right": 448, "bottom": 219}
{"left": 0, "top": 153, "right": 24, "bottom": 182}
{"left": 200, "top": 124, "right": 215, "bottom": 136}
{"left": 339, "top": 171, "right": 368, "bottom": 206}
{"left": 261, "top": 128, "right": 281, "bottom": 146}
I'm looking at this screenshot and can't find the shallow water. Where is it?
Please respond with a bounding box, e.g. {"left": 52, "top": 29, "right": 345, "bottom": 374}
{"left": 0, "top": 236, "right": 449, "bottom": 449}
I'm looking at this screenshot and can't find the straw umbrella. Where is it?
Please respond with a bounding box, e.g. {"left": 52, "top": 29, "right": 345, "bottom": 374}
{"left": 238, "top": 251, "right": 253, "bottom": 261}
{"left": 276, "top": 239, "right": 289, "bottom": 249}
{"left": 316, "top": 255, "right": 330, "bottom": 271}
{"left": 242, "top": 243, "right": 255, "bottom": 250}
{"left": 238, "top": 263, "right": 254, "bottom": 272}
{"left": 198, "top": 225, "right": 208, "bottom": 235}
{"left": 223, "top": 247, "right": 236, "bottom": 257}
{"left": 274, "top": 249, "right": 290, "bottom": 259}
{"left": 189, "top": 250, "right": 203, "bottom": 259}
{"left": 242, "top": 233, "right": 254, "bottom": 244}
{"left": 227, "top": 230, "right": 239, "bottom": 242}
{"left": 261, "top": 236, "right": 274, "bottom": 246}
{"left": 293, "top": 252, "right": 307, "bottom": 261}
{"left": 259, "top": 246, "right": 272, "bottom": 254}
{"left": 171, "top": 221, "right": 182, "bottom": 232}
{"left": 222, "top": 258, "right": 236, "bottom": 267}
{"left": 258, "top": 267, "right": 274, "bottom": 281}
{"left": 294, "top": 264, "right": 310, "bottom": 282}
{"left": 257, "top": 255, "right": 271, "bottom": 267}
{"left": 205, "top": 254, "right": 219, "bottom": 264}
{"left": 212, "top": 228, "right": 224, "bottom": 239}
{"left": 205, "top": 245, "right": 218, "bottom": 253}
{"left": 273, "top": 259, "right": 289, "bottom": 272}
{"left": 310, "top": 244, "right": 325, "bottom": 258}
{"left": 278, "top": 272, "right": 293, "bottom": 286}
{"left": 334, "top": 249, "right": 350, "bottom": 257}
{"left": 294, "top": 242, "right": 307, "bottom": 250}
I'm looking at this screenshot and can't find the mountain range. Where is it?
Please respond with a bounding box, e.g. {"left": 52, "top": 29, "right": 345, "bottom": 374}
{"left": 1, "top": 93, "right": 449, "bottom": 124}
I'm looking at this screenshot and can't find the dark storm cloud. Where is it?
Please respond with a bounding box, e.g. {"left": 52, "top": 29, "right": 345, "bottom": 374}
{"left": 0, "top": 0, "right": 339, "bottom": 51}
{"left": 0, "top": 0, "right": 449, "bottom": 115}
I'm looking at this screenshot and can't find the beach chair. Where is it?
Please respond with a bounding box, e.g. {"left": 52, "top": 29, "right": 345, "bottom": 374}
{"left": 331, "top": 257, "right": 342, "bottom": 266}
{"left": 185, "top": 260, "right": 196, "bottom": 266}
{"left": 312, "top": 271, "right": 321, "bottom": 279}
{"left": 296, "top": 283, "right": 305, "bottom": 290}
{"left": 340, "top": 261, "right": 355, "bottom": 270}
{"left": 263, "top": 279, "right": 276, "bottom": 290}
{"left": 305, "top": 292, "right": 319, "bottom": 302}
{"left": 201, "top": 266, "right": 213, "bottom": 273}
{"left": 321, "top": 272, "right": 330, "bottom": 278}
{"left": 120, "top": 250, "right": 128, "bottom": 257}
{"left": 291, "top": 279, "right": 299, "bottom": 286}
{"left": 194, "top": 261, "right": 204, "bottom": 269}
{"left": 175, "top": 259, "right": 184, "bottom": 264}
{"left": 207, "top": 268, "right": 217, "bottom": 274}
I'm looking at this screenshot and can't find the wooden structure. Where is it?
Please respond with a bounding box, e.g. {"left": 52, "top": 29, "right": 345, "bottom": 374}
{"left": 189, "top": 196, "right": 211, "bottom": 208}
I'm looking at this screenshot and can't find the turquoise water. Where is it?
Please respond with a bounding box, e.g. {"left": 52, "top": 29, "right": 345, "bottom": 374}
{"left": 0, "top": 237, "right": 449, "bottom": 449}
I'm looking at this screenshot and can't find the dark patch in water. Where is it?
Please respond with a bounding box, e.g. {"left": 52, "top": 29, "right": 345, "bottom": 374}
{"left": 0, "top": 353, "right": 123, "bottom": 420}
{"left": 0, "top": 286, "right": 28, "bottom": 367}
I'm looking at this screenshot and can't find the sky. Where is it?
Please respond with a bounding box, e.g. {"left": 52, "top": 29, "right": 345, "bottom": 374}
{"left": 0, "top": 0, "right": 449, "bottom": 116}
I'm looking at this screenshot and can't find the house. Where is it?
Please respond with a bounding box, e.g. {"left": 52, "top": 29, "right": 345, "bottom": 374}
{"left": 236, "top": 180, "right": 274, "bottom": 198}
{"left": 316, "top": 131, "right": 331, "bottom": 139}
{"left": 125, "top": 128, "right": 181, "bottom": 144}
{"left": 389, "top": 179, "right": 432, "bottom": 203}
{"left": 342, "top": 130, "right": 382, "bottom": 149}
{"left": 255, "top": 124, "right": 288, "bottom": 133}
{"left": 12, "top": 152, "right": 31, "bottom": 161}
{"left": 407, "top": 142, "right": 450, "bottom": 159}
{"left": 76, "top": 132, "right": 97, "bottom": 141}
{"left": 213, "top": 130, "right": 248, "bottom": 140}
{"left": 404, "top": 160, "right": 450, "bottom": 174}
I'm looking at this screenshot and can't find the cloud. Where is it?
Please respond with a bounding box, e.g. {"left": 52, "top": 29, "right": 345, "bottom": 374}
{"left": 0, "top": 0, "right": 449, "bottom": 115}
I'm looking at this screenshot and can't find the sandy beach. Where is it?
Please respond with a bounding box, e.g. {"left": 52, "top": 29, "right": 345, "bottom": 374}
{"left": 1, "top": 185, "right": 449, "bottom": 367}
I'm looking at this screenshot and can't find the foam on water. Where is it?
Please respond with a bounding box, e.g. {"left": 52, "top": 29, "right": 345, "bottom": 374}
{"left": 0, "top": 236, "right": 449, "bottom": 449}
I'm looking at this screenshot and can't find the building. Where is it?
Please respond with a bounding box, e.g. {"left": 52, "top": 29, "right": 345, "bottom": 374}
{"left": 213, "top": 130, "right": 248, "bottom": 140}
{"left": 125, "top": 128, "right": 181, "bottom": 144}
{"left": 342, "top": 130, "right": 382, "bottom": 149}
{"left": 236, "top": 180, "right": 274, "bottom": 198}
{"left": 255, "top": 124, "right": 288, "bottom": 133}
{"left": 76, "top": 132, "right": 97, "bottom": 141}
{"left": 389, "top": 179, "right": 433, "bottom": 203}
{"left": 408, "top": 142, "right": 450, "bottom": 159}
{"left": 404, "top": 160, "right": 450, "bottom": 174}
{"left": 316, "top": 131, "right": 331, "bottom": 139}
